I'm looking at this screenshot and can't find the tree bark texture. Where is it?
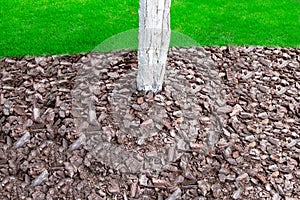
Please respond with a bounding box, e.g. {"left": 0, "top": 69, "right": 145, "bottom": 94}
{"left": 137, "top": 0, "right": 171, "bottom": 92}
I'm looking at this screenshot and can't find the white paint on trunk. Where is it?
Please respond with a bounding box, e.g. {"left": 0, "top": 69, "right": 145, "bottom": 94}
{"left": 137, "top": 0, "right": 171, "bottom": 92}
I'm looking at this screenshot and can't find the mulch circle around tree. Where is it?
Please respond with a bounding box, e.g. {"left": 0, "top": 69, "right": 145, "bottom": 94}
{"left": 0, "top": 46, "right": 299, "bottom": 199}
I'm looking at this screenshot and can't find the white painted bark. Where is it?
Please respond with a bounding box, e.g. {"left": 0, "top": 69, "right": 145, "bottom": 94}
{"left": 137, "top": 0, "right": 171, "bottom": 92}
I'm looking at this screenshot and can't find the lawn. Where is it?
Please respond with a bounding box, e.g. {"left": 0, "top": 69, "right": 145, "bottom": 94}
{"left": 0, "top": 0, "right": 299, "bottom": 57}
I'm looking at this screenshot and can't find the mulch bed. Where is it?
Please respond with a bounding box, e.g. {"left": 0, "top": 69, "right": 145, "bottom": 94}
{"left": 0, "top": 46, "right": 299, "bottom": 199}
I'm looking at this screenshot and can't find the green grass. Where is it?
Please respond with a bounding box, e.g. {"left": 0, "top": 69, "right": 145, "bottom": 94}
{"left": 92, "top": 29, "right": 200, "bottom": 53}
{"left": 1, "top": 0, "right": 299, "bottom": 57}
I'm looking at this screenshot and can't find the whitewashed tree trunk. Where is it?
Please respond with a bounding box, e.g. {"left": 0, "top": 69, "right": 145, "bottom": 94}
{"left": 137, "top": 0, "right": 171, "bottom": 92}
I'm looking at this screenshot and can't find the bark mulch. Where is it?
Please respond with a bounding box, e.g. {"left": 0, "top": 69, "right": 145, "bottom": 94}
{"left": 0, "top": 46, "right": 299, "bottom": 199}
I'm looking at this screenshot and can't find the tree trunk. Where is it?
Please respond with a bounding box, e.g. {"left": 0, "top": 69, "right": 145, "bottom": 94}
{"left": 137, "top": 0, "right": 171, "bottom": 93}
